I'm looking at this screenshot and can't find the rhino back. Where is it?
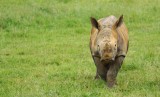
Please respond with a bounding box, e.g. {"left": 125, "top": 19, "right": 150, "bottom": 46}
{"left": 98, "top": 15, "right": 117, "bottom": 29}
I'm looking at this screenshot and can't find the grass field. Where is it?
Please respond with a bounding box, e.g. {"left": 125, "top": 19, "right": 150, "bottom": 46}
{"left": 0, "top": 0, "right": 160, "bottom": 97}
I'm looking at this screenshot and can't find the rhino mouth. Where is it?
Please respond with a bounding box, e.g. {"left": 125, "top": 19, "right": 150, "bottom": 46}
{"left": 100, "top": 58, "right": 114, "bottom": 64}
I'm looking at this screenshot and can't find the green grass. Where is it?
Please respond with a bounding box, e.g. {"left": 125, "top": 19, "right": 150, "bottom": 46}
{"left": 0, "top": 0, "right": 160, "bottom": 97}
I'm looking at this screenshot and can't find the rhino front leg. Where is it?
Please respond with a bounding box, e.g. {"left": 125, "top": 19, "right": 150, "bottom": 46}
{"left": 93, "top": 56, "right": 107, "bottom": 80}
{"left": 92, "top": 56, "right": 100, "bottom": 79}
{"left": 106, "top": 56, "right": 125, "bottom": 88}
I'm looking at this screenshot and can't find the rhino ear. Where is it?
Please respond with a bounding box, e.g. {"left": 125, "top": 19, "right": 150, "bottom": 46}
{"left": 113, "top": 15, "right": 123, "bottom": 29}
{"left": 90, "top": 17, "right": 100, "bottom": 30}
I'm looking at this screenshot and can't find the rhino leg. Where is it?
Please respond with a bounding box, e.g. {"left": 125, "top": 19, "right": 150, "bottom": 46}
{"left": 93, "top": 56, "right": 108, "bottom": 80}
{"left": 106, "top": 56, "right": 125, "bottom": 88}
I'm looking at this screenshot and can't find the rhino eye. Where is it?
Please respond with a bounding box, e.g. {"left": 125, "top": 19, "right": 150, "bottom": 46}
{"left": 114, "top": 44, "right": 117, "bottom": 50}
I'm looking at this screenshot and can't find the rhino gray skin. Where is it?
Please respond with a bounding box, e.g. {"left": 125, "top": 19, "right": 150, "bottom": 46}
{"left": 90, "top": 15, "right": 129, "bottom": 88}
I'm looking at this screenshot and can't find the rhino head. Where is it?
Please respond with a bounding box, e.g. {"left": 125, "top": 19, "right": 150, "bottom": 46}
{"left": 90, "top": 15, "right": 123, "bottom": 63}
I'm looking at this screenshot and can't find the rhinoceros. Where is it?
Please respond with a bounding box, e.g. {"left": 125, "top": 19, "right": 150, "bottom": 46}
{"left": 90, "top": 15, "right": 129, "bottom": 88}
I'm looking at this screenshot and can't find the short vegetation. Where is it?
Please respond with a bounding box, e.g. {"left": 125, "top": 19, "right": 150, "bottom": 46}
{"left": 0, "top": 0, "right": 159, "bottom": 97}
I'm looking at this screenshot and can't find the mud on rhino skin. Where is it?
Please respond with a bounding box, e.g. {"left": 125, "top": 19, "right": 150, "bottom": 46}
{"left": 90, "top": 15, "right": 129, "bottom": 88}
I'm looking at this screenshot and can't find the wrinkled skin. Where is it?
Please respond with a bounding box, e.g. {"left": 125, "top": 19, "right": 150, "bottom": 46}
{"left": 90, "top": 15, "right": 129, "bottom": 88}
